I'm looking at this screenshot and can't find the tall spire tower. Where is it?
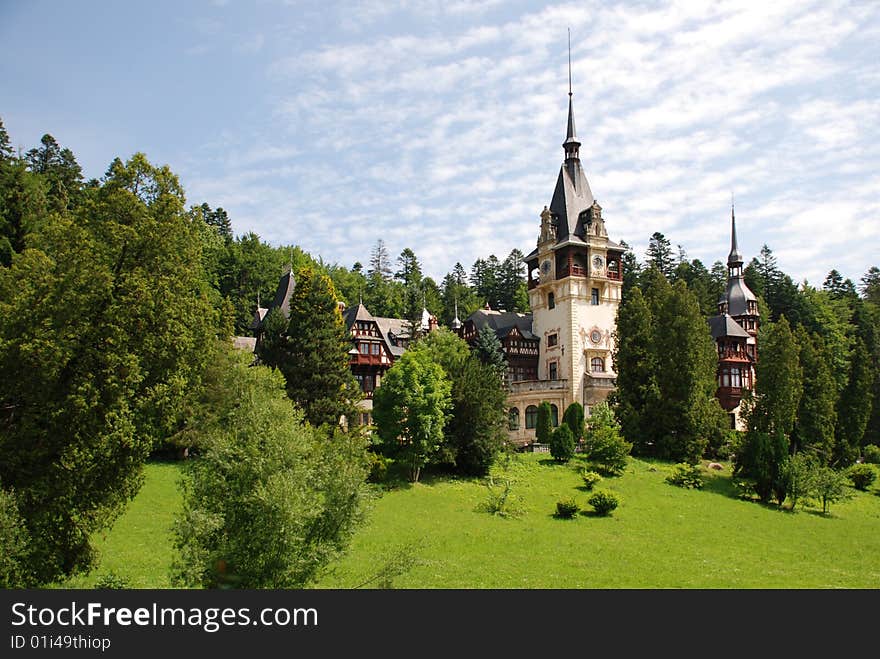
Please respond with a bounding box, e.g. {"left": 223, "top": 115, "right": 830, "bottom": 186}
{"left": 563, "top": 28, "right": 581, "bottom": 163}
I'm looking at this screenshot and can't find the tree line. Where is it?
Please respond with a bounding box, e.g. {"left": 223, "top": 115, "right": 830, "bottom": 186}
{"left": 0, "top": 121, "right": 370, "bottom": 588}
{"left": 612, "top": 229, "right": 879, "bottom": 509}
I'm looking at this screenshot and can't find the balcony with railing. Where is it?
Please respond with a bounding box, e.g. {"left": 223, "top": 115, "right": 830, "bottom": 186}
{"left": 508, "top": 379, "right": 568, "bottom": 395}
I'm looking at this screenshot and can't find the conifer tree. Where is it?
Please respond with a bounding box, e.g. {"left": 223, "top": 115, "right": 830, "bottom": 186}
{"left": 535, "top": 401, "right": 553, "bottom": 444}
{"left": 792, "top": 326, "right": 836, "bottom": 464}
{"left": 474, "top": 325, "right": 506, "bottom": 373}
{"left": 653, "top": 280, "right": 727, "bottom": 462}
{"left": 562, "top": 402, "right": 585, "bottom": 441}
{"left": 257, "top": 266, "right": 359, "bottom": 428}
{"left": 834, "top": 337, "right": 873, "bottom": 466}
{"left": 611, "top": 287, "right": 659, "bottom": 455}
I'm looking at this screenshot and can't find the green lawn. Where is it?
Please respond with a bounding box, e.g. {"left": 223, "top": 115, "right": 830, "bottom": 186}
{"left": 62, "top": 460, "right": 183, "bottom": 589}
{"left": 63, "top": 454, "right": 880, "bottom": 588}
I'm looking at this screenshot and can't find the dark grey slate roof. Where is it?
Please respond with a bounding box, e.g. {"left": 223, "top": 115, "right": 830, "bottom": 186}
{"left": 270, "top": 270, "right": 296, "bottom": 319}
{"left": 466, "top": 309, "right": 537, "bottom": 341}
{"left": 249, "top": 307, "right": 268, "bottom": 331}
{"left": 725, "top": 276, "right": 757, "bottom": 317}
{"left": 708, "top": 313, "right": 751, "bottom": 340}
{"left": 374, "top": 316, "right": 408, "bottom": 357}
{"left": 728, "top": 208, "right": 743, "bottom": 266}
{"left": 342, "top": 302, "right": 375, "bottom": 329}
{"left": 549, "top": 160, "right": 594, "bottom": 243}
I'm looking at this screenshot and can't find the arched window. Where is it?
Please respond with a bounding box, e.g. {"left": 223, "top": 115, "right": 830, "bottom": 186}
{"left": 548, "top": 292, "right": 555, "bottom": 309}
{"left": 550, "top": 404, "right": 559, "bottom": 427}
{"left": 508, "top": 407, "right": 520, "bottom": 431}
{"left": 525, "top": 405, "right": 538, "bottom": 429}
{"left": 591, "top": 357, "right": 604, "bottom": 372}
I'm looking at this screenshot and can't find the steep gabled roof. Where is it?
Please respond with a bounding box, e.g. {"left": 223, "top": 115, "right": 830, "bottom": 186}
{"left": 269, "top": 269, "right": 296, "bottom": 319}
{"left": 549, "top": 160, "right": 594, "bottom": 243}
{"left": 465, "top": 309, "right": 537, "bottom": 341}
{"left": 342, "top": 302, "right": 375, "bottom": 329}
{"left": 708, "top": 313, "right": 751, "bottom": 340}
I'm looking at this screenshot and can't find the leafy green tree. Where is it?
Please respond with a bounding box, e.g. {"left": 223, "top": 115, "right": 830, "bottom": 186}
{"left": 782, "top": 453, "right": 815, "bottom": 511}
{"left": 535, "top": 401, "right": 553, "bottom": 444}
{"left": 562, "top": 402, "right": 585, "bottom": 441}
{"left": 861, "top": 266, "right": 880, "bottom": 305}
{"left": 372, "top": 350, "right": 452, "bottom": 482}
{"left": 811, "top": 466, "right": 852, "bottom": 515}
{"left": 0, "top": 153, "right": 217, "bottom": 584}
{"left": 834, "top": 337, "right": 874, "bottom": 466}
{"left": 549, "top": 424, "right": 575, "bottom": 463}
{"left": 584, "top": 403, "right": 631, "bottom": 476}
{"left": 791, "top": 327, "right": 836, "bottom": 463}
{"left": 474, "top": 325, "right": 506, "bottom": 373}
{"left": 172, "top": 348, "right": 369, "bottom": 588}
{"left": 410, "top": 327, "right": 470, "bottom": 376}
{"left": 256, "top": 266, "right": 359, "bottom": 428}
{"left": 0, "top": 486, "right": 31, "bottom": 587}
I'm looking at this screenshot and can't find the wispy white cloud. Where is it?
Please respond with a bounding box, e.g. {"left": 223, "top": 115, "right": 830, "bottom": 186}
{"left": 182, "top": 0, "right": 880, "bottom": 287}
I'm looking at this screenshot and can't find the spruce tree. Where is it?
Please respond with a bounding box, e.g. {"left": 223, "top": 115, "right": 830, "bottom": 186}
{"left": 792, "top": 326, "right": 836, "bottom": 464}
{"left": 834, "top": 337, "right": 873, "bottom": 466}
{"left": 653, "top": 280, "right": 726, "bottom": 462}
{"left": 474, "top": 325, "right": 507, "bottom": 373}
{"left": 257, "top": 266, "right": 359, "bottom": 428}
{"left": 749, "top": 316, "right": 803, "bottom": 439}
{"left": 611, "top": 287, "right": 659, "bottom": 455}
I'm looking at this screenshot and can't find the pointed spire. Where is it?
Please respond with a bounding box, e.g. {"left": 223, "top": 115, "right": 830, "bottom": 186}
{"left": 563, "top": 28, "right": 581, "bottom": 162}
{"left": 452, "top": 298, "right": 462, "bottom": 330}
{"left": 728, "top": 194, "right": 743, "bottom": 268}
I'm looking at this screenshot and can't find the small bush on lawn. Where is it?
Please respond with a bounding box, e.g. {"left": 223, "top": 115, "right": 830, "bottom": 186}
{"left": 666, "top": 463, "right": 703, "bottom": 489}
{"left": 479, "top": 478, "right": 525, "bottom": 519}
{"left": 94, "top": 573, "right": 131, "bottom": 589}
{"left": 555, "top": 498, "right": 580, "bottom": 518}
{"left": 581, "top": 470, "right": 602, "bottom": 490}
{"left": 863, "top": 445, "right": 880, "bottom": 465}
{"left": 588, "top": 490, "right": 619, "bottom": 516}
{"left": 847, "top": 464, "right": 876, "bottom": 491}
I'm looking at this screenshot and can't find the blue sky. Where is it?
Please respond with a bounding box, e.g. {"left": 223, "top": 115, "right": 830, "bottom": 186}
{"left": 2, "top": 0, "right": 878, "bottom": 287}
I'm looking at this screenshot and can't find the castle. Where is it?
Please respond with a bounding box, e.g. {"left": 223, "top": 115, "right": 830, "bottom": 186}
{"left": 247, "top": 75, "right": 758, "bottom": 443}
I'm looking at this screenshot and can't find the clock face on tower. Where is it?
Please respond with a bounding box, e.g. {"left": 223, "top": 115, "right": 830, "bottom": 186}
{"left": 593, "top": 255, "right": 604, "bottom": 271}
{"left": 541, "top": 259, "right": 552, "bottom": 276}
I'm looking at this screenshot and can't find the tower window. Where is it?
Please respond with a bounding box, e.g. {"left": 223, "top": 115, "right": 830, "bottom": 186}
{"left": 548, "top": 292, "right": 555, "bottom": 309}
{"left": 591, "top": 357, "right": 604, "bottom": 373}
{"left": 549, "top": 362, "right": 558, "bottom": 380}
{"left": 547, "top": 333, "right": 558, "bottom": 347}
{"left": 591, "top": 288, "right": 600, "bottom": 305}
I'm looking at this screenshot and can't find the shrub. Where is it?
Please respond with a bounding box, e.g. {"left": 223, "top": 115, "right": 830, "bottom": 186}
{"left": 666, "top": 463, "right": 703, "bottom": 489}
{"left": 555, "top": 498, "right": 580, "bottom": 519}
{"left": 94, "top": 572, "right": 131, "bottom": 589}
{"left": 588, "top": 490, "right": 619, "bottom": 516}
{"left": 846, "top": 464, "right": 877, "bottom": 491}
{"left": 863, "top": 445, "right": 880, "bottom": 464}
{"left": 366, "top": 451, "right": 391, "bottom": 483}
{"left": 581, "top": 470, "right": 602, "bottom": 490}
{"left": 584, "top": 403, "right": 631, "bottom": 476}
{"left": 479, "top": 478, "right": 524, "bottom": 519}
{"left": 549, "top": 424, "right": 575, "bottom": 463}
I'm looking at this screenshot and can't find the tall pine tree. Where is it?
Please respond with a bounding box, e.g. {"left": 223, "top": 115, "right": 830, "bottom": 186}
{"left": 257, "top": 266, "right": 359, "bottom": 428}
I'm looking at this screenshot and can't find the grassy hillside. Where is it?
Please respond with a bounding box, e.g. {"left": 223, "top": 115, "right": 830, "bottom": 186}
{"left": 62, "top": 460, "right": 183, "bottom": 589}
{"left": 63, "top": 454, "right": 880, "bottom": 589}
